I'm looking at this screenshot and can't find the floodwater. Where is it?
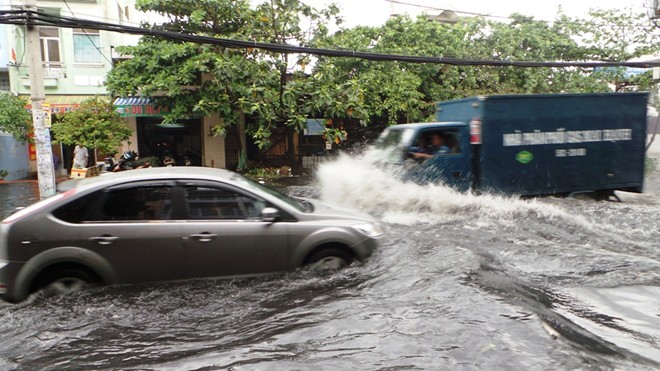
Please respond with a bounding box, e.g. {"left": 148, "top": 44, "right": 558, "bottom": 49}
{"left": 0, "top": 151, "right": 659, "bottom": 370}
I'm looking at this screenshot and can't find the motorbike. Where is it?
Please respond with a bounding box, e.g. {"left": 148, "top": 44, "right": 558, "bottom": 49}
{"left": 162, "top": 155, "right": 175, "bottom": 167}
{"left": 111, "top": 151, "right": 151, "bottom": 172}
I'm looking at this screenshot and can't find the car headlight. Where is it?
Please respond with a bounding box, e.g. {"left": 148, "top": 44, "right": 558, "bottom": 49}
{"left": 352, "top": 223, "right": 383, "bottom": 238}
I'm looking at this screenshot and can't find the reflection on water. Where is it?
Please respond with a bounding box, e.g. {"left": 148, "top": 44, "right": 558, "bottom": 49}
{"left": 0, "top": 182, "right": 39, "bottom": 219}
{"left": 1, "top": 153, "right": 659, "bottom": 369}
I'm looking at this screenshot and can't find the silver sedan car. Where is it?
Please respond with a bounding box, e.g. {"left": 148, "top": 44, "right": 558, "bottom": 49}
{"left": 0, "top": 167, "right": 381, "bottom": 303}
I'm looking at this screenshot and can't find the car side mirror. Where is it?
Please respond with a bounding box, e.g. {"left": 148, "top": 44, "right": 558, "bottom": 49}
{"left": 261, "top": 207, "right": 279, "bottom": 222}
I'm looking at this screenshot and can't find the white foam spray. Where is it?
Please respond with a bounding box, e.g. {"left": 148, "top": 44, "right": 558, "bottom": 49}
{"left": 315, "top": 150, "right": 595, "bottom": 230}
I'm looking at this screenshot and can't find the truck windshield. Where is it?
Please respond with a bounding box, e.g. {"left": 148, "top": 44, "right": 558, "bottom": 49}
{"left": 374, "top": 128, "right": 414, "bottom": 163}
{"left": 375, "top": 128, "right": 412, "bottom": 149}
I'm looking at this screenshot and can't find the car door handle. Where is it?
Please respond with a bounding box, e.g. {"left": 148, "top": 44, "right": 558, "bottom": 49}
{"left": 89, "top": 236, "right": 119, "bottom": 245}
{"left": 20, "top": 235, "right": 40, "bottom": 245}
{"left": 189, "top": 233, "right": 218, "bottom": 242}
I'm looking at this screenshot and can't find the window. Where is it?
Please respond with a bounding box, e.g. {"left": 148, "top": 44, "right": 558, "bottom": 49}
{"left": 0, "top": 74, "right": 10, "bottom": 92}
{"left": 53, "top": 191, "right": 102, "bottom": 223}
{"left": 100, "top": 185, "right": 174, "bottom": 221}
{"left": 184, "top": 185, "right": 265, "bottom": 220}
{"left": 73, "top": 28, "right": 102, "bottom": 63}
{"left": 39, "top": 27, "right": 61, "bottom": 66}
{"left": 414, "top": 130, "right": 461, "bottom": 155}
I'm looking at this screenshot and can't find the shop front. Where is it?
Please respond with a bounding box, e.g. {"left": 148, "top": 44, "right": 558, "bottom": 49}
{"left": 135, "top": 117, "right": 202, "bottom": 166}
{"left": 114, "top": 98, "right": 227, "bottom": 169}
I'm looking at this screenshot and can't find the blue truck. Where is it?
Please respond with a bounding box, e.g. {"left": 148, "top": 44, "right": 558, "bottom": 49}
{"left": 374, "top": 92, "right": 648, "bottom": 198}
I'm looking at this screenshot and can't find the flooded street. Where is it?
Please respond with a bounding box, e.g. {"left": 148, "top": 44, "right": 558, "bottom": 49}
{"left": 1, "top": 153, "right": 659, "bottom": 370}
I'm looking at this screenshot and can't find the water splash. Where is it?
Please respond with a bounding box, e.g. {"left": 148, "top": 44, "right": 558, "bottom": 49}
{"left": 315, "top": 151, "right": 594, "bottom": 229}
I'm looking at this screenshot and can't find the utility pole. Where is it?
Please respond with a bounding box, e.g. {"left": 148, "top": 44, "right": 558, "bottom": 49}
{"left": 25, "top": 0, "right": 56, "bottom": 198}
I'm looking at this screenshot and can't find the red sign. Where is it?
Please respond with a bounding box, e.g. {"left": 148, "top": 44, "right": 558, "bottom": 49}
{"left": 28, "top": 132, "right": 36, "bottom": 160}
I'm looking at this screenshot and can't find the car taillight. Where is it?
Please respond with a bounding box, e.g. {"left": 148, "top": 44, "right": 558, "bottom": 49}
{"left": 469, "top": 119, "right": 482, "bottom": 145}
{"left": 1, "top": 188, "right": 76, "bottom": 224}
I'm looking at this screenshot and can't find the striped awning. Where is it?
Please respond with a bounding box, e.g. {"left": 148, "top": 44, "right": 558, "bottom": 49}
{"left": 113, "top": 97, "right": 168, "bottom": 117}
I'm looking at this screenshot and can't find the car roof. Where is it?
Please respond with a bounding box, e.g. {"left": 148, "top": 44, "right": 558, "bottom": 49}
{"left": 386, "top": 122, "right": 465, "bottom": 130}
{"left": 57, "top": 167, "right": 237, "bottom": 192}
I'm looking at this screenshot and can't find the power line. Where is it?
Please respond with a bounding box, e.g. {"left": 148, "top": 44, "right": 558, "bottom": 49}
{"left": 0, "top": 4, "right": 146, "bottom": 28}
{"left": 1, "top": 9, "right": 659, "bottom": 69}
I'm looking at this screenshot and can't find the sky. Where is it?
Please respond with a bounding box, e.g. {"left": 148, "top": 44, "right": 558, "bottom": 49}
{"left": 305, "top": 0, "right": 653, "bottom": 27}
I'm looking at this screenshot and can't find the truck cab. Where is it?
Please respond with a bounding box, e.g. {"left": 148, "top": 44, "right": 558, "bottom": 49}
{"left": 374, "top": 122, "right": 474, "bottom": 192}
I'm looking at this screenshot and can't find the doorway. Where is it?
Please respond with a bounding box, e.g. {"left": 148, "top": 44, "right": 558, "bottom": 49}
{"left": 136, "top": 118, "right": 203, "bottom": 166}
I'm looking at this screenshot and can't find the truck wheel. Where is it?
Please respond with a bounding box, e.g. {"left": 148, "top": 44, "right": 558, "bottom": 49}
{"left": 304, "top": 248, "right": 353, "bottom": 271}
{"left": 33, "top": 267, "right": 99, "bottom": 296}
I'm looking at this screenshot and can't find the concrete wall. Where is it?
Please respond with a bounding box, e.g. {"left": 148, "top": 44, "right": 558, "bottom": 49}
{"left": 0, "top": 132, "right": 29, "bottom": 180}
{"left": 203, "top": 114, "right": 226, "bottom": 169}
{"left": 117, "top": 117, "right": 138, "bottom": 155}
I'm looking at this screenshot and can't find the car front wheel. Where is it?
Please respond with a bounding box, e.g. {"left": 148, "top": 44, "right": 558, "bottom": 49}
{"left": 304, "top": 247, "right": 353, "bottom": 271}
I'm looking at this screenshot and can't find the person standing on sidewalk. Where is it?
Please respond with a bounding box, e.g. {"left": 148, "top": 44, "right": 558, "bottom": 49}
{"left": 73, "top": 145, "right": 88, "bottom": 169}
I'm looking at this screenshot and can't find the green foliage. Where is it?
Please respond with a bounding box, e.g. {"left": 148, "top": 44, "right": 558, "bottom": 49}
{"left": 243, "top": 166, "right": 281, "bottom": 181}
{"left": 314, "top": 10, "right": 660, "bottom": 124}
{"left": 0, "top": 93, "right": 31, "bottom": 142}
{"left": 0, "top": 169, "right": 8, "bottom": 179}
{"left": 108, "top": 0, "right": 353, "bottom": 149}
{"left": 50, "top": 97, "right": 132, "bottom": 155}
{"left": 107, "top": 1, "right": 660, "bottom": 143}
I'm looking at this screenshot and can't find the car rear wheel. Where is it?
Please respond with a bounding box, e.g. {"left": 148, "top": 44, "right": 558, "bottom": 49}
{"left": 304, "top": 248, "right": 353, "bottom": 271}
{"left": 33, "top": 267, "right": 99, "bottom": 296}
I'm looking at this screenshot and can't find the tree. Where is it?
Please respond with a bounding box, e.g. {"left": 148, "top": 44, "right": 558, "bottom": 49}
{"left": 50, "top": 97, "right": 133, "bottom": 155}
{"left": 106, "top": 0, "right": 366, "bottom": 151}
{"left": 0, "top": 93, "right": 31, "bottom": 142}
{"left": 313, "top": 10, "right": 660, "bottom": 125}
{"left": 106, "top": 2, "right": 660, "bottom": 147}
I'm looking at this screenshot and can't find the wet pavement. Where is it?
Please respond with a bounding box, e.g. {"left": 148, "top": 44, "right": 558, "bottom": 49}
{"left": 0, "top": 157, "right": 659, "bottom": 370}
{"left": 0, "top": 181, "right": 40, "bottom": 220}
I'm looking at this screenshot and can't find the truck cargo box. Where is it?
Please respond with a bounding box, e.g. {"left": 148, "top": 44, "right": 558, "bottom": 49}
{"left": 435, "top": 93, "right": 648, "bottom": 196}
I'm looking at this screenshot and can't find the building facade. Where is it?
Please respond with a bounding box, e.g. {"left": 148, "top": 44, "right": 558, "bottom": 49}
{"left": 3, "top": 0, "right": 328, "bottom": 177}
{"left": 0, "top": 0, "right": 28, "bottom": 181}
{"left": 4, "top": 0, "right": 142, "bottom": 177}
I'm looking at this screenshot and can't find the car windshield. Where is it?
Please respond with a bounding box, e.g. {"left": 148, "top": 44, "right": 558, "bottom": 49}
{"left": 231, "top": 174, "right": 309, "bottom": 212}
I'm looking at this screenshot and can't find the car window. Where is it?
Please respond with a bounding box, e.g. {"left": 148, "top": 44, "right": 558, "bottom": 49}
{"left": 230, "top": 175, "right": 307, "bottom": 212}
{"left": 98, "top": 185, "right": 174, "bottom": 221}
{"left": 52, "top": 190, "right": 102, "bottom": 223}
{"left": 184, "top": 185, "right": 266, "bottom": 220}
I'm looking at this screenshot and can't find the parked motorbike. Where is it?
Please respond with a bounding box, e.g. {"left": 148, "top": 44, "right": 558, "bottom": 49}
{"left": 163, "top": 155, "right": 175, "bottom": 167}
{"left": 112, "top": 151, "right": 151, "bottom": 172}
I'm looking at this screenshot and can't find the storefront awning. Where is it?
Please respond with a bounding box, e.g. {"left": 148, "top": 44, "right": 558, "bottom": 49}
{"left": 23, "top": 95, "right": 98, "bottom": 114}
{"left": 114, "top": 97, "right": 169, "bottom": 117}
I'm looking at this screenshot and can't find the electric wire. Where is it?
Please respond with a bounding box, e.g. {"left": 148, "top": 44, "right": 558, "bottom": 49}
{"left": 1, "top": 9, "right": 659, "bottom": 68}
